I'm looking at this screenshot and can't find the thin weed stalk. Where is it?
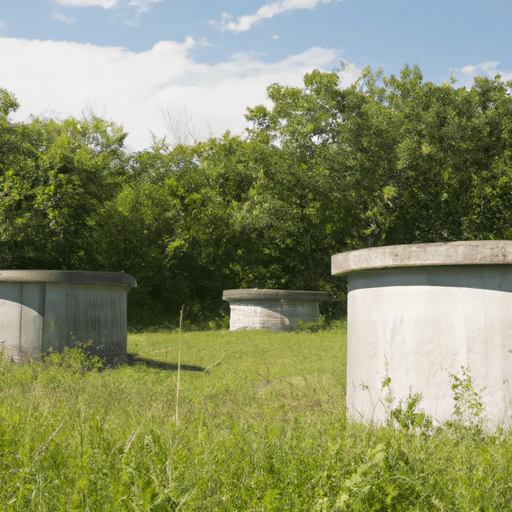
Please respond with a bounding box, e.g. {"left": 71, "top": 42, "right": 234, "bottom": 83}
{"left": 176, "top": 305, "right": 184, "bottom": 424}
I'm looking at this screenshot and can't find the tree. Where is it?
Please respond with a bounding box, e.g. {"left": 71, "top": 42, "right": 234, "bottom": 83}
{"left": 90, "top": 178, "right": 183, "bottom": 326}
{"left": 240, "top": 70, "right": 361, "bottom": 310}
{"left": 346, "top": 65, "right": 512, "bottom": 245}
{"left": 0, "top": 111, "right": 129, "bottom": 269}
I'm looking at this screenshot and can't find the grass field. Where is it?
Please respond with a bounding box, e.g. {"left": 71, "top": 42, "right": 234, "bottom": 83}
{"left": 2, "top": 323, "right": 512, "bottom": 511}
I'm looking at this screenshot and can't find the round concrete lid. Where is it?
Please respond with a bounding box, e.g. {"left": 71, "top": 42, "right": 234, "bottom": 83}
{"left": 332, "top": 241, "right": 512, "bottom": 276}
{"left": 222, "top": 289, "right": 330, "bottom": 301}
{"left": 0, "top": 270, "right": 137, "bottom": 287}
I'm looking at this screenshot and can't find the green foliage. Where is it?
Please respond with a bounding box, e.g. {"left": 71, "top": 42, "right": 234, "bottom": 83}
{"left": 0, "top": 88, "right": 19, "bottom": 118}
{"left": 2, "top": 62, "right": 512, "bottom": 326}
{"left": 2, "top": 328, "right": 512, "bottom": 510}
{"left": 297, "top": 315, "right": 332, "bottom": 333}
{"left": 297, "top": 316, "right": 347, "bottom": 333}
{"left": 0, "top": 111, "right": 129, "bottom": 269}
{"left": 243, "top": 70, "right": 356, "bottom": 306}
{"left": 91, "top": 177, "right": 183, "bottom": 326}
{"left": 0, "top": 326, "right": 348, "bottom": 510}
{"left": 331, "top": 64, "right": 512, "bottom": 246}
{"left": 445, "top": 366, "right": 487, "bottom": 436}
{"left": 41, "top": 343, "right": 104, "bottom": 373}
{"left": 389, "top": 393, "right": 434, "bottom": 433}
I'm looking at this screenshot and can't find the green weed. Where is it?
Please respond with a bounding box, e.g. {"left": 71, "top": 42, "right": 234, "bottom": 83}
{"left": 444, "top": 366, "right": 487, "bottom": 437}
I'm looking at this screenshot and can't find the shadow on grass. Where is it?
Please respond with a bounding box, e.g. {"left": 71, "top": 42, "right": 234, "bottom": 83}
{"left": 126, "top": 353, "right": 205, "bottom": 372}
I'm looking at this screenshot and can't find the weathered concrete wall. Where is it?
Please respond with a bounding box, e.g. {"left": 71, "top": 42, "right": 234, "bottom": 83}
{"left": 0, "top": 282, "right": 44, "bottom": 360}
{"left": 0, "top": 271, "right": 136, "bottom": 363}
{"left": 331, "top": 241, "right": 512, "bottom": 429}
{"left": 223, "top": 289, "right": 330, "bottom": 332}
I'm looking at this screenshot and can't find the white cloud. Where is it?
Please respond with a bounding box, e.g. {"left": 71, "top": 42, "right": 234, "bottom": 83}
{"left": 0, "top": 20, "right": 6, "bottom": 30}
{"left": 0, "top": 37, "right": 359, "bottom": 151}
{"left": 209, "top": 0, "right": 335, "bottom": 33}
{"left": 272, "top": 35, "right": 279, "bottom": 40}
{"left": 459, "top": 61, "right": 499, "bottom": 77}
{"left": 128, "top": 0, "right": 163, "bottom": 14}
{"left": 51, "top": 0, "right": 162, "bottom": 24}
{"left": 53, "top": 12, "right": 75, "bottom": 24}
{"left": 52, "top": 0, "right": 119, "bottom": 8}
{"left": 52, "top": 0, "right": 162, "bottom": 13}
{"left": 449, "top": 61, "right": 512, "bottom": 89}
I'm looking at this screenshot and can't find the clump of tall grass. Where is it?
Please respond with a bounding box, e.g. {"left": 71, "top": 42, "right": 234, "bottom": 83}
{"left": 296, "top": 315, "right": 347, "bottom": 333}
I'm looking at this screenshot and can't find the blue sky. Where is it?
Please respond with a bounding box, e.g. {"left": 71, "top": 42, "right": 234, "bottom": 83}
{"left": 1, "top": 0, "right": 511, "bottom": 152}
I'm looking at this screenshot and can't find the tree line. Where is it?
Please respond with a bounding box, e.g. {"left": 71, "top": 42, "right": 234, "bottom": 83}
{"left": 2, "top": 64, "right": 512, "bottom": 327}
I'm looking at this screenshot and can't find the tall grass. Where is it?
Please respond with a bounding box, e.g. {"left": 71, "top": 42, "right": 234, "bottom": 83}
{"left": 1, "top": 322, "right": 512, "bottom": 510}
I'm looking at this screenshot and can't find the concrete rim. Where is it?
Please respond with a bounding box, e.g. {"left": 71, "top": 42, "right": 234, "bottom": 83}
{"left": 222, "top": 289, "right": 330, "bottom": 301}
{"left": 0, "top": 270, "right": 137, "bottom": 287}
{"left": 331, "top": 240, "right": 512, "bottom": 276}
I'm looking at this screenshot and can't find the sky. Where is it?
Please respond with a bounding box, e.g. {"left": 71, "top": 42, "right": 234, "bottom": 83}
{"left": 1, "top": 0, "right": 512, "bottom": 152}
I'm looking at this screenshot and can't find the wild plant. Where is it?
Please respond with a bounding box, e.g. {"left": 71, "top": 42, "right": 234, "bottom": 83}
{"left": 381, "top": 376, "right": 433, "bottom": 433}
{"left": 445, "top": 366, "right": 487, "bottom": 436}
{"left": 296, "top": 315, "right": 331, "bottom": 332}
{"left": 390, "top": 392, "right": 433, "bottom": 433}
{"left": 334, "top": 442, "right": 389, "bottom": 509}
{"left": 41, "top": 342, "right": 104, "bottom": 374}
{"left": 175, "top": 304, "right": 184, "bottom": 424}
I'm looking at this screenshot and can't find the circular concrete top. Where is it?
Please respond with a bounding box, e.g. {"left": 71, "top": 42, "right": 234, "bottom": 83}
{"left": 0, "top": 270, "right": 137, "bottom": 287}
{"left": 222, "top": 289, "right": 330, "bottom": 302}
{"left": 331, "top": 241, "right": 512, "bottom": 276}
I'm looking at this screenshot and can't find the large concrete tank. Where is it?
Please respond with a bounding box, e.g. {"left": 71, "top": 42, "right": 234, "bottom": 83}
{"left": 222, "top": 289, "right": 330, "bottom": 332}
{"left": 0, "top": 270, "right": 136, "bottom": 364}
{"left": 332, "top": 241, "right": 512, "bottom": 429}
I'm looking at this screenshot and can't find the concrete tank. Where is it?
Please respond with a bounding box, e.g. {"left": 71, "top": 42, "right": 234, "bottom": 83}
{"left": 0, "top": 270, "right": 136, "bottom": 364}
{"left": 331, "top": 241, "right": 512, "bottom": 428}
{"left": 222, "top": 289, "right": 330, "bottom": 332}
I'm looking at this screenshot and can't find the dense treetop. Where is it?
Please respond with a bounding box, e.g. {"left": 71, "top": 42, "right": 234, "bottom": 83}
{"left": 1, "top": 64, "right": 512, "bottom": 326}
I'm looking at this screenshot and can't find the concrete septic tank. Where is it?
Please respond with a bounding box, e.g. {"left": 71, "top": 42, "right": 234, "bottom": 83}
{"left": 331, "top": 241, "right": 512, "bottom": 428}
{"left": 222, "top": 289, "right": 330, "bottom": 332}
{"left": 0, "top": 270, "right": 137, "bottom": 364}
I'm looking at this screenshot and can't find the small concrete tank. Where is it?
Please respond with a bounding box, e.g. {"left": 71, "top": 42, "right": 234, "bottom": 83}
{"left": 332, "top": 241, "right": 512, "bottom": 429}
{"left": 222, "top": 289, "right": 329, "bottom": 332}
{"left": 0, "top": 270, "right": 136, "bottom": 364}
